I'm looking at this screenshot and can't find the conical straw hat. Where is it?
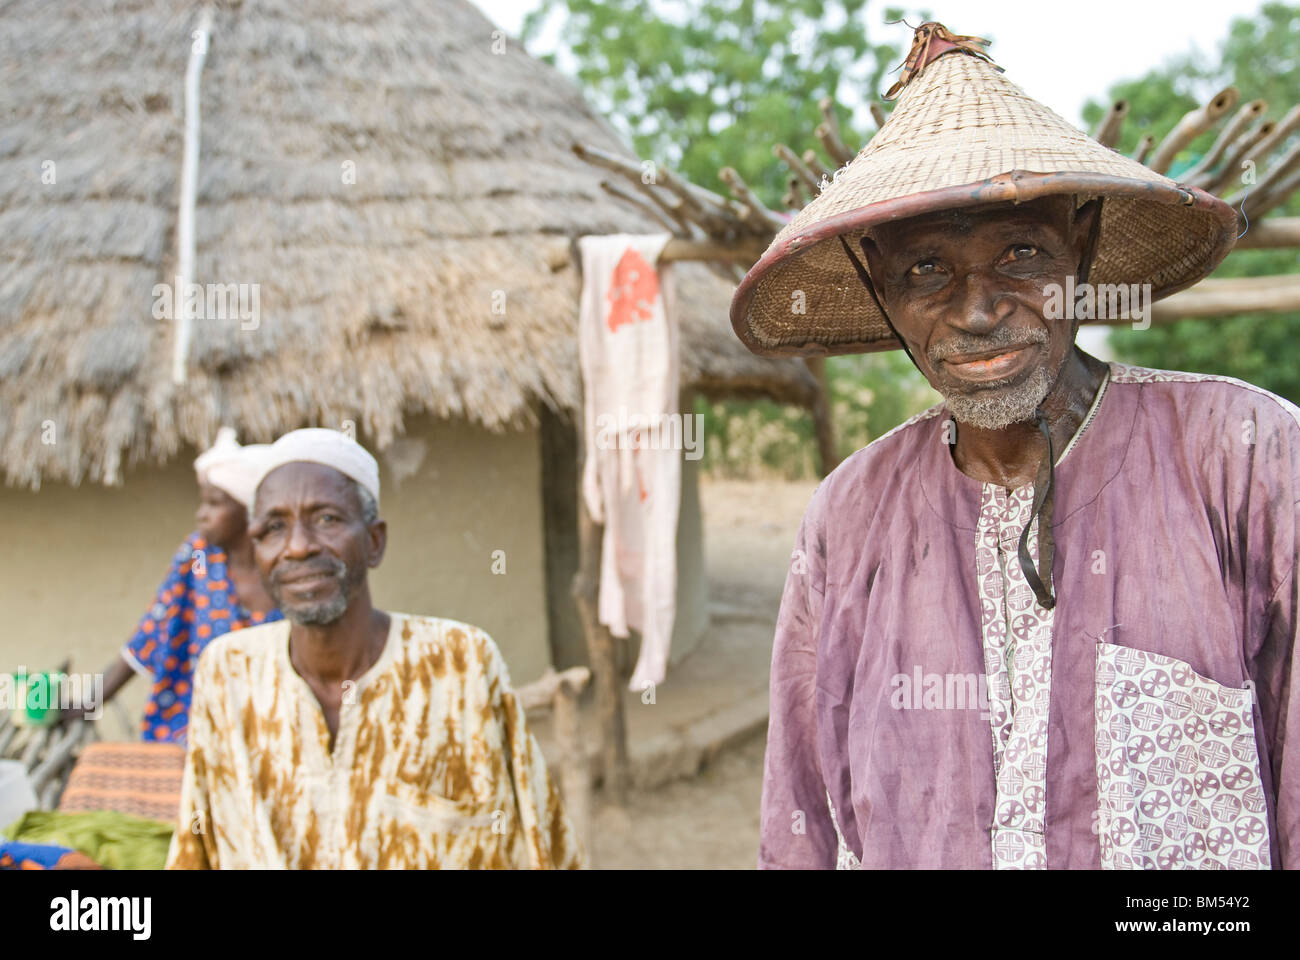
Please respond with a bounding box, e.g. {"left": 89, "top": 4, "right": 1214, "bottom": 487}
{"left": 731, "top": 24, "right": 1239, "bottom": 358}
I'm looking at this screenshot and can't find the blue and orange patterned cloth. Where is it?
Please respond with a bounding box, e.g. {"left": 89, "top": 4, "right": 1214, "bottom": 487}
{"left": 123, "top": 532, "right": 282, "bottom": 743}
{"left": 0, "top": 841, "right": 100, "bottom": 870}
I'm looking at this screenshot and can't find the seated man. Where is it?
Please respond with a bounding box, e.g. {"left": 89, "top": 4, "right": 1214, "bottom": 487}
{"left": 166, "top": 428, "right": 583, "bottom": 869}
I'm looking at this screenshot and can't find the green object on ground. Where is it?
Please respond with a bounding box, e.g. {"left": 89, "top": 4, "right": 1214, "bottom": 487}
{"left": 4, "top": 809, "right": 174, "bottom": 870}
{"left": 6, "top": 671, "right": 63, "bottom": 726}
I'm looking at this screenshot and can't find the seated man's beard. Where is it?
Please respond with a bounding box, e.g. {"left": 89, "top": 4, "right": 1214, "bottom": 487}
{"left": 269, "top": 555, "right": 363, "bottom": 626}
{"left": 928, "top": 327, "right": 1054, "bottom": 430}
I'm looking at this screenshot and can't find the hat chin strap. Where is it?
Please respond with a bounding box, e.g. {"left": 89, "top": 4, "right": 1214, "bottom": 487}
{"left": 839, "top": 233, "right": 1059, "bottom": 609}
{"left": 1018, "top": 413, "right": 1056, "bottom": 609}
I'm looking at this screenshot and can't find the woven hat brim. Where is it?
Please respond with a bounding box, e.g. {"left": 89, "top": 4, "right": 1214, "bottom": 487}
{"left": 730, "top": 172, "right": 1238, "bottom": 358}
{"left": 730, "top": 46, "right": 1241, "bottom": 358}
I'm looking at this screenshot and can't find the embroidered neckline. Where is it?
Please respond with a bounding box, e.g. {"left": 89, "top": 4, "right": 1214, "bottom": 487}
{"left": 1054, "top": 366, "right": 1111, "bottom": 466}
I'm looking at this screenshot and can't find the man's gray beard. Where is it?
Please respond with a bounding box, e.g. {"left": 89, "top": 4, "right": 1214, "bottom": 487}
{"left": 942, "top": 365, "right": 1054, "bottom": 430}
{"left": 270, "top": 557, "right": 361, "bottom": 626}
{"left": 283, "top": 591, "right": 350, "bottom": 626}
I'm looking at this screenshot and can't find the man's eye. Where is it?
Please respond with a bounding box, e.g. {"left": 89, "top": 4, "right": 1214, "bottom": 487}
{"left": 908, "top": 260, "right": 940, "bottom": 276}
{"left": 1006, "top": 244, "right": 1038, "bottom": 261}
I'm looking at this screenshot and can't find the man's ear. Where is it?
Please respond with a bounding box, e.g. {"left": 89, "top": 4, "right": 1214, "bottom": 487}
{"left": 367, "top": 519, "right": 387, "bottom": 568}
{"left": 1071, "top": 198, "right": 1103, "bottom": 283}
{"left": 858, "top": 233, "right": 886, "bottom": 289}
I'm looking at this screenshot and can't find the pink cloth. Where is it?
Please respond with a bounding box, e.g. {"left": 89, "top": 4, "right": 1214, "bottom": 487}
{"left": 578, "top": 234, "right": 680, "bottom": 691}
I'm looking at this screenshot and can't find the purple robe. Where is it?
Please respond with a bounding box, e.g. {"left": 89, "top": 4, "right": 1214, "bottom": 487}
{"left": 759, "top": 362, "right": 1300, "bottom": 869}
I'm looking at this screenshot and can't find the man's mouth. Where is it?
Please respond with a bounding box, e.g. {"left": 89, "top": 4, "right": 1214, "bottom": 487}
{"left": 276, "top": 568, "right": 340, "bottom": 592}
{"left": 941, "top": 343, "right": 1038, "bottom": 383}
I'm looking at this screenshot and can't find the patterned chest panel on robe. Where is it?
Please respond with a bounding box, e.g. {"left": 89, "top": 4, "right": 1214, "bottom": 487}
{"left": 976, "top": 484, "right": 1054, "bottom": 869}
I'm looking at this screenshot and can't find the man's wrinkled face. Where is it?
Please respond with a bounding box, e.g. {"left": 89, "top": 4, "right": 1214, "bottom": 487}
{"left": 249, "top": 463, "right": 385, "bottom": 626}
{"left": 862, "top": 195, "right": 1097, "bottom": 429}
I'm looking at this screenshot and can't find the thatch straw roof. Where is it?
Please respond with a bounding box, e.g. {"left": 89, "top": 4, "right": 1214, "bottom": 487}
{"left": 0, "top": 0, "right": 815, "bottom": 488}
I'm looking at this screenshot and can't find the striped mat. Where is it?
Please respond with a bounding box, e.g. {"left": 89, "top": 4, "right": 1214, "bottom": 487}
{"left": 58, "top": 742, "right": 185, "bottom": 823}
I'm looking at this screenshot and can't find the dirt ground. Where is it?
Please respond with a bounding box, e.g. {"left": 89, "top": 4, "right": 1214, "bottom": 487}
{"left": 592, "top": 730, "right": 767, "bottom": 869}
{"left": 587, "top": 476, "right": 816, "bottom": 869}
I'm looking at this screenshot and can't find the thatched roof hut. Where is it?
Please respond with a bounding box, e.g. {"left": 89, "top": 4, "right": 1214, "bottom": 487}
{"left": 0, "top": 0, "right": 816, "bottom": 704}
{"left": 0, "top": 0, "right": 815, "bottom": 489}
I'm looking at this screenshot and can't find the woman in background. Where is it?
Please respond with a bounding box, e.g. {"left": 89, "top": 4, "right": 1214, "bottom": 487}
{"left": 89, "top": 429, "right": 282, "bottom": 742}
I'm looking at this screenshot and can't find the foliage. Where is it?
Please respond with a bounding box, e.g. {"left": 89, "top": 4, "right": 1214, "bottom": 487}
{"left": 1080, "top": 3, "right": 1300, "bottom": 399}
{"left": 521, "top": 0, "right": 910, "bottom": 206}
{"left": 697, "top": 352, "right": 937, "bottom": 479}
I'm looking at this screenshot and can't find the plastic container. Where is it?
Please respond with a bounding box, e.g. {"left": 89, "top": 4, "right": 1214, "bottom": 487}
{"left": 8, "top": 671, "right": 63, "bottom": 727}
{"left": 0, "top": 760, "right": 39, "bottom": 835}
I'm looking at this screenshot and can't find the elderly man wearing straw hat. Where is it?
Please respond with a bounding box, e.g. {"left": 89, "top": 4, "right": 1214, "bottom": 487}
{"left": 738, "top": 23, "right": 1298, "bottom": 869}
{"left": 165, "top": 428, "right": 584, "bottom": 869}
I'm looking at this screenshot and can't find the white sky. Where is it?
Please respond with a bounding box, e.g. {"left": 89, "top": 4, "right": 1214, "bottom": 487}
{"left": 472, "top": 0, "right": 1265, "bottom": 127}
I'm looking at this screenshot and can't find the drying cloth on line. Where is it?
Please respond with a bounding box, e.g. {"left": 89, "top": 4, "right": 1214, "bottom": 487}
{"left": 578, "top": 233, "right": 681, "bottom": 692}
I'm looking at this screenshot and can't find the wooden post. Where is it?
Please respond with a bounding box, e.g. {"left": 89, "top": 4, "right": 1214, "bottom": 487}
{"left": 552, "top": 674, "right": 592, "bottom": 861}
{"left": 804, "top": 356, "right": 841, "bottom": 477}
{"left": 517, "top": 666, "right": 593, "bottom": 862}
{"left": 571, "top": 471, "right": 630, "bottom": 804}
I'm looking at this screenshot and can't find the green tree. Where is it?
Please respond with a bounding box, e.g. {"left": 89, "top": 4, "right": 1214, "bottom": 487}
{"left": 1080, "top": 3, "right": 1300, "bottom": 399}
{"left": 521, "top": 0, "right": 907, "bottom": 205}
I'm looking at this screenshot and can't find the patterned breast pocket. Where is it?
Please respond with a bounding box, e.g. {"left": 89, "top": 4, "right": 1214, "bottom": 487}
{"left": 375, "top": 785, "right": 510, "bottom": 869}
{"left": 1093, "top": 642, "right": 1271, "bottom": 870}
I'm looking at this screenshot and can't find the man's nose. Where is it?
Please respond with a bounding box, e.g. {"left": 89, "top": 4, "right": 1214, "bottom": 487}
{"left": 950, "top": 270, "right": 1016, "bottom": 334}
{"left": 283, "top": 517, "right": 320, "bottom": 558}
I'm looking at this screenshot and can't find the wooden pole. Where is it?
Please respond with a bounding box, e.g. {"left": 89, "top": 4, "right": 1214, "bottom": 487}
{"left": 599, "top": 180, "right": 687, "bottom": 237}
{"left": 774, "top": 143, "right": 822, "bottom": 194}
{"left": 1092, "top": 99, "right": 1129, "bottom": 149}
{"left": 1233, "top": 140, "right": 1300, "bottom": 216}
{"left": 1147, "top": 87, "right": 1238, "bottom": 175}
{"left": 1146, "top": 275, "right": 1300, "bottom": 322}
{"left": 1203, "top": 121, "right": 1276, "bottom": 194}
{"left": 660, "top": 237, "right": 766, "bottom": 263}
{"left": 551, "top": 673, "right": 592, "bottom": 858}
{"left": 1241, "top": 103, "right": 1300, "bottom": 170}
{"left": 815, "top": 95, "right": 856, "bottom": 166}
{"left": 803, "top": 357, "right": 841, "bottom": 476}
{"left": 1183, "top": 99, "right": 1268, "bottom": 185}
{"left": 718, "top": 166, "right": 785, "bottom": 234}
{"left": 802, "top": 149, "right": 832, "bottom": 186}
{"left": 1245, "top": 173, "right": 1300, "bottom": 222}
{"left": 517, "top": 667, "right": 593, "bottom": 859}
{"left": 1234, "top": 216, "right": 1300, "bottom": 249}
{"left": 571, "top": 468, "right": 629, "bottom": 805}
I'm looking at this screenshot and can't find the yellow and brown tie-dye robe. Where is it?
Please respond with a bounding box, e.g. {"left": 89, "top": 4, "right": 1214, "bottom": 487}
{"left": 165, "top": 613, "right": 585, "bottom": 869}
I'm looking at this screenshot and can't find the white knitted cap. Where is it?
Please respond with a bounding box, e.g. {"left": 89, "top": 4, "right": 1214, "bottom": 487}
{"left": 254, "top": 428, "right": 380, "bottom": 508}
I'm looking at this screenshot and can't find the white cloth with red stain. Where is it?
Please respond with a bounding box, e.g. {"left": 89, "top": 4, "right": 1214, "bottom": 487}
{"left": 578, "top": 233, "right": 681, "bottom": 692}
